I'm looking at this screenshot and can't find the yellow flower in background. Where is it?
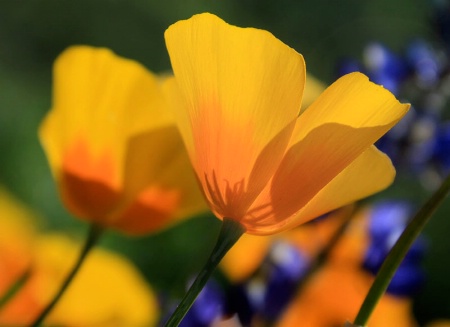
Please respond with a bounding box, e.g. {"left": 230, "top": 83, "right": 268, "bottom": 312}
{"left": 39, "top": 46, "right": 206, "bottom": 235}
{"left": 37, "top": 235, "right": 158, "bottom": 327}
{"left": 0, "top": 187, "right": 37, "bottom": 301}
{"left": 276, "top": 263, "right": 418, "bottom": 327}
{"left": 164, "top": 13, "right": 410, "bottom": 235}
{"left": 220, "top": 206, "right": 353, "bottom": 282}
{"left": 0, "top": 187, "right": 159, "bottom": 326}
{"left": 219, "top": 204, "right": 423, "bottom": 326}
{"left": 1, "top": 235, "right": 159, "bottom": 327}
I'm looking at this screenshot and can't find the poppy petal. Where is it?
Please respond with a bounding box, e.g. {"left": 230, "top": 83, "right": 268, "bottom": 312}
{"left": 111, "top": 125, "right": 207, "bottom": 234}
{"left": 164, "top": 13, "right": 305, "bottom": 219}
{"left": 282, "top": 145, "right": 395, "bottom": 231}
{"left": 40, "top": 46, "right": 172, "bottom": 179}
{"left": 244, "top": 123, "right": 396, "bottom": 235}
{"left": 292, "top": 72, "right": 409, "bottom": 143}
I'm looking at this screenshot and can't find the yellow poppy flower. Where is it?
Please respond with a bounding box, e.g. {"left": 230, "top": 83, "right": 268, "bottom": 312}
{"left": 37, "top": 234, "right": 158, "bottom": 327}
{"left": 0, "top": 186, "right": 36, "bottom": 300}
{"left": 39, "top": 46, "right": 206, "bottom": 235}
{"left": 1, "top": 234, "right": 159, "bottom": 326}
{"left": 0, "top": 187, "right": 159, "bottom": 326}
{"left": 164, "top": 13, "right": 410, "bottom": 235}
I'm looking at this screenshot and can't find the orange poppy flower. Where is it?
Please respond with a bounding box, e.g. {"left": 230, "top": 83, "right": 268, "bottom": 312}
{"left": 277, "top": 263, "right": 418, "bottom": 327}
{"left": 39, "top": 46, "right": 206, "bottom": 235}
{"left": 164, "top": 13, "right": 410, "bottom": 235}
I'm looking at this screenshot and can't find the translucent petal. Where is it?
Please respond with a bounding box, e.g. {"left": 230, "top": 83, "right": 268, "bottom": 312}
{"left": 283, "top": 146, "right": 395, "bottom": 231}
{"left": 165, "top": 13, "right": 305, "bottom": 219}
{"left": 244, "top": 124, "right": 395, "bottom": 235}
{"left": 292, "top": 72, "right": 410, "bottom": 143}
{"left": 111, "top": 125, "right": 208, "bottom": 234}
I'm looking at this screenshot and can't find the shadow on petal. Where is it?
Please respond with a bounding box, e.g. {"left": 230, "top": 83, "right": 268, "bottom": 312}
{"left": 269, "top": 123, "right": 395, "bottom": 221}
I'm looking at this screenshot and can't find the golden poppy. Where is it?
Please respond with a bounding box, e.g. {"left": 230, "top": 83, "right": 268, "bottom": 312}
{"left": 39, "top": 46, "right": 206, "bottom": 235}
{"left": 164, "top": 13, "right": 409, "bottom": 235}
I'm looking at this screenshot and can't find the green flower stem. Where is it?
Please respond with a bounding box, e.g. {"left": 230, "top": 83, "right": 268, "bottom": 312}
{"left": 29, "top": 223, "right": 104, "bottom": 327}
{"left": 0, "top": 268, "right": 31, "bottom": 309}
{"left": 352, "top": 173, "right": 450, "bottom": 326}
{"left": 164, "top": 217, "right": 245, "bottom": 327}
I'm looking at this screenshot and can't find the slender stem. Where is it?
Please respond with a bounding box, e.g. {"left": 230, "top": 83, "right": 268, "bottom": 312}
{"left": 164, "top": 217, "right": 245, "bottom": 327}
{"left": 0, "top": 269, "right": 31, "bottom": 309}
{"left": 29, "top": 223, "right": 103, "bottom": 327}
{"left": 352, "top": 173, "right": 450, "bottom": 326}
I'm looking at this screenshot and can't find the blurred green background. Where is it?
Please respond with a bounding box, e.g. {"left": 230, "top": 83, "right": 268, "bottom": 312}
{"left": 0, "top": 0, "right": 448, "bottom": 324}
